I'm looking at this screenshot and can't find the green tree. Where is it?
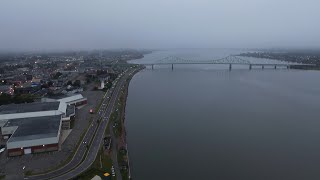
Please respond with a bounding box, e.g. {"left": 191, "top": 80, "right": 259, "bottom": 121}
{"left": 47, "top": 81, "right": 53, "bottom": 87}
{"left": 67, "top": 80, "right": 73, "bottom": 86}
{"left": 73, "top": 80, "right": 81, "bottom": 87}
{"left": 105, "top": 82, "right": 112, "bottom": 89}
{"left": 0, "top": 94, "right": 12, "bottom": 105}
{"left": 53, "top": 72, "right": 62, "bottom": 79}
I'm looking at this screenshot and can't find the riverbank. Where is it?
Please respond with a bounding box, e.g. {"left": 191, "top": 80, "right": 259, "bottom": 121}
{"left": 238, "top": 52, "right": 320, "bottom": 70}
{"left": 110, "top": 66, "right": 144, "bottom": 180}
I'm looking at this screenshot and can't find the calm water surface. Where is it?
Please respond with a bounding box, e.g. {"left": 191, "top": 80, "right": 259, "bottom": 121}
{"left": 125, "top": 49, "right": 320, "bottom": 180}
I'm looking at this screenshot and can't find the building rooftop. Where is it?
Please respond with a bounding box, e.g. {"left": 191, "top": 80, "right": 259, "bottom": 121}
{"left": 48, "top": 93, "right": 84, "bottom": 102}
{"left": 6, "top": 115, "right": 61, "bottom": 143}
{"left": 0, "top": 85, "right": 11, "bottom": 91}
{"left": 46, "top": 94, "right": 71, "bottom": 100}
{"left": 0, "top": 102, "right": 60, "bottom": 114}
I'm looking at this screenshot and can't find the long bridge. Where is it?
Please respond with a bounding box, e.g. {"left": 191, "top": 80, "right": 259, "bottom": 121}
{"left": 141, "top": 56, "right": 314, "bottom": 70}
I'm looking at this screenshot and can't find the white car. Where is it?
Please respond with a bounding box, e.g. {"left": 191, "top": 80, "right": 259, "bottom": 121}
{"left": 0, "top": 148, "right": 5, "bottom": 153}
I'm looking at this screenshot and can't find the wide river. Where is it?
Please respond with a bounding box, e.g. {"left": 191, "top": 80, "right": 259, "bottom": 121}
{"left": 125, "top": 49, "right": 320, "bottom": 180}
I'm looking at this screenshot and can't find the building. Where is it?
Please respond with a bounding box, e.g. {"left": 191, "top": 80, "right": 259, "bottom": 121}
{"left": 0, "top": 94, "right": 87, "bottom": 156}
{"left": 0, "top": 102, "right": 64, "bottom": 156}
{"left": 41, "top": 94, "right": 87, "bottom": 129}
{"left": 0, "top": 85, "right": 14, "bottom": 95}
{"left": 42, "top": 94, "right": 87, "bottom": 108}
{"left": 100, "top": 79, "right": 105, "bottom": 89}
{"left": 5, "top": 115, "right": 61, "bottom": 156}
{"left": 14, "top": 82, "right": 41, "bottom": 94}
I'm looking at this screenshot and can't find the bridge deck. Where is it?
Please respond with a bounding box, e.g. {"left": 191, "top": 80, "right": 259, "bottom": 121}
{"left": 142, "top": 63, "right": 313, "bottom": 66}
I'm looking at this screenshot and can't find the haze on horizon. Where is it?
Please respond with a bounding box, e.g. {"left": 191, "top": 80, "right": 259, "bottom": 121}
{"left": 1, "top": 0, "right": 320, "bottom": 51}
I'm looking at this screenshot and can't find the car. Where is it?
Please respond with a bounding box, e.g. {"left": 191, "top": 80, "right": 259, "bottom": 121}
{"left": 0, "top": 148, "right": 5, "bottom": 153}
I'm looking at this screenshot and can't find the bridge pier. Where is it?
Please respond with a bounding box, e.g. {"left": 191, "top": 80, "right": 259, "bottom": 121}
{"left": 262, "top": 65, "right": 264, "bottom": 69}
{"left": 274, "top": 65, "right": 277, "bottom": 69}
{"left": 249, "top": 64, "right": 252, "bottom": 70}
{"left": 287, "top": 65, "right": 290, "bottom": 69}
{"left": 172, "top": 64, "right": 173, "bottom": 70}
{"left": 229, "top": 64, "right": 232, "bottom": 71}
{"left": 152, "top": 64, "right": 154, "bottom": 70}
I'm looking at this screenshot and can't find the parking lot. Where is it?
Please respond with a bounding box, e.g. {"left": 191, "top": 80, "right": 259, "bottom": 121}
{"left": 0, "top": 83, "right": 104, "bottom": 180}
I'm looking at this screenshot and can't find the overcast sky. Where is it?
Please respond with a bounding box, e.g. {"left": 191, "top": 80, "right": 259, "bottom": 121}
{"left": 1, "top": 0, "right": 320, "bottom": 51}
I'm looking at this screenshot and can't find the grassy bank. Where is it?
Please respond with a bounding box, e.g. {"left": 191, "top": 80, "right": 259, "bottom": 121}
{"left": 75, "top": 147, "right": 114, "bottom": 180}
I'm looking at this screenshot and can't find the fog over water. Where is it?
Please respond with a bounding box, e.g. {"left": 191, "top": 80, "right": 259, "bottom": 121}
{"left": 1, "top": 0, "right": 320, "bottom": 51}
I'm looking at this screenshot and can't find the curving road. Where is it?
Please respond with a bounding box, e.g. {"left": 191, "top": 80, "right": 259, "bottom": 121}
{"left": 27, "top": 67, "right": 140, "bottom": 180}
{"left": 52, "top": 68, "right": 140, "bottom": 180}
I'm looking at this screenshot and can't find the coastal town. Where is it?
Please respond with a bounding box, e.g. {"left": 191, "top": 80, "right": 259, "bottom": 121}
{"left": 0, "top": 49, "right": 148, "bottom": 180}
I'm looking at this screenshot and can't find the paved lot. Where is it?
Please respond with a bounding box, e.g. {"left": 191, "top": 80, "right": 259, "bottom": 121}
{"left": 0, "top": 83, "right": 104, "bottom": 180}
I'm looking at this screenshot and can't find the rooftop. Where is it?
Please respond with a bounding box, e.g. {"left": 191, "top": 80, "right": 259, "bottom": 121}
{"left": 0, "top": 102, "right": 60, "bottom": 114}
{"left": 0, "top": 85, "right": 11, "bottom": 91}
{"left": 46, "top": 94, "right": 71, "bottom": 100}
{"left": 6, "top": 115, "right": 61, "bottom": 142}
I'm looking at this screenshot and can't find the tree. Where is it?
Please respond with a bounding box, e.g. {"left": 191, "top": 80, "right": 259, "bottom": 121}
{"left": 67, "top": 80, "right": 72, "bottom": 86}
{"left": 73, "top": 80, "right": 81, "bottom": 87}
{"left": 105, "top": 82, "right": 112, "bottom": 89}
{"left": 0, "top": 94, "right": 12, "bottom": 105}
{"left": 53, "top": 72, "right": 62, "bottom": 79}
{"left": 47, "top": 81, "right": 53, "bottom": 87}
{"left": 86, "top": 78, "right": 91, "bottom": 84}
{"left": 0, "top": 94, "right": 35, "bottom": 105}
{"left": 12, "top": 94, "right": 35, "bottom": 104}
{"left": 41, "top": 84, "right": 49, "bottom": 89}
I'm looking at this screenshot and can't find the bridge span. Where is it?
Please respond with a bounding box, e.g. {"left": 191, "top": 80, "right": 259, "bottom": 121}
{"left": 140, "top": 56, "right": 314, "bottom": 70}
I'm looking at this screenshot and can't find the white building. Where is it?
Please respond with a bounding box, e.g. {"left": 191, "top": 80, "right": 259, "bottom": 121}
{"left": 0, "top": 94, "right": 87, "bottom": 156}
